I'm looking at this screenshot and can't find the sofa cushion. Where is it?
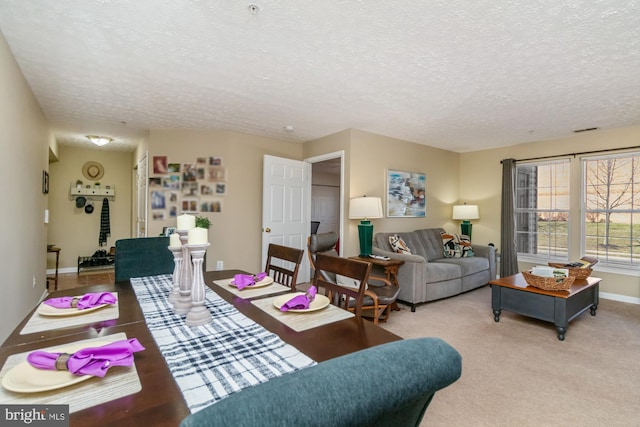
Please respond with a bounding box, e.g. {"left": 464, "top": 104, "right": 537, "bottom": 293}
{"left": 414, "top": 228, "right": 448, "bottom": 261}
{"left": 389, "top": 234, "right": 412, "bottom": 254}
{"left": 440, "top": 232, "right": 473, "bottom": 258}
{"left": 439, "top": 256, "right": 489, "bottom": 276}
{"left": 374, "top": 232, "right": 428, "bottom": 259}
{"left": 424, "top": 262, "right": 461, "bottom": 283}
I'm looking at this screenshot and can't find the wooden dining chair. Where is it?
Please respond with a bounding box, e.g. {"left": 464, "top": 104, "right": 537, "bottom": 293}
{"left": 264, "top": 243, "right": 304, "bottom": 289}
{"left": 312, "top": 253, "right": 372, "bottom": 319}
{"left": 308, "top": 232, "right": 400, "bottom": 324}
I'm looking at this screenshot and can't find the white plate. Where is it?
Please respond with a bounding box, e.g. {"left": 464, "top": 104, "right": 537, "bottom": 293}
{"left": 272, "top": 293, "right": 330, "bottom": 313}
{"left": 1, "top": 341, "right": 110, "bottom": 393}
{"left": 36, "top": 297, "right": 115, "bottom": 317}
{"left": 229, "top": 276, "right": 274, "bottom": 289}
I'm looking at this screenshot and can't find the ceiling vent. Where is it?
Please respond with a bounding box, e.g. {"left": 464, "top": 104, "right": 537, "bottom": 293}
{"left": 573, "top": 127, "right": 599, "bottom": 133}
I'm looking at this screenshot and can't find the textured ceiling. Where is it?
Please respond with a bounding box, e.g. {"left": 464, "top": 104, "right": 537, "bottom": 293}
{"left": 0, "top": 1, "right": 639, "bottom": 153}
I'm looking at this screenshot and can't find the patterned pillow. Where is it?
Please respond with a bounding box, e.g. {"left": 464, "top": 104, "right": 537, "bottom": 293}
{"left": 389, "top": 234, "right": 411, "bottom": 254}
{"left": 441, "top": 231, "right": 474, "bottom": 258}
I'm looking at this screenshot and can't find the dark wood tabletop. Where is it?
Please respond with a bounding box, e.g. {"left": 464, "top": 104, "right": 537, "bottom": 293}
{"left": 1, "top": 282, "right": 145, "bottom": 350}
{"left": 0, "top": 270, "right": 401, "bottom": 426}
{"left": 489, "top": 272, "right": 602, "bottom": 298}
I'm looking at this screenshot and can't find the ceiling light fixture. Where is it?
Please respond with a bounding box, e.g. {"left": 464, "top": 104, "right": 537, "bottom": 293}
{"left": 283, "top": 125, "right": 294, "bottom": 132}
{"left": 86, "top": 135, "right": 113, "bottom": 147}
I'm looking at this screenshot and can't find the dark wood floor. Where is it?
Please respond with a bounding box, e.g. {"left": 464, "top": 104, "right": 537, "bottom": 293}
{"left": 53, "top": 270, "right": 115, "bottom": 291}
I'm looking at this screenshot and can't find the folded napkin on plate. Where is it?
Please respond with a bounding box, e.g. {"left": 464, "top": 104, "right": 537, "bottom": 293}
{"left": 233, "top": 272, "right": 267, "bottom": 290}
{"left": 43, "top": 292, "right": 117, "bottom": 310}
{"left": 26, "top": 338, "right": 145, "bottom": 377}
{"left": 280, "top": 286, "right": 317, "bottom": 312}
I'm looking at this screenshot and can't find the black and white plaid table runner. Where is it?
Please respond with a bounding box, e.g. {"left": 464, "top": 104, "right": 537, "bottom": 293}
{"left": 130, "top": 275, "right": 316, "bottom": 413}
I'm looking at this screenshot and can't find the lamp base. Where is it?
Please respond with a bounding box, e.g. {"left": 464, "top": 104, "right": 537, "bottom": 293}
{"left": 460, "top": 220, "right": 472, "bottom": 240}
{"left": 358, "top": 220, "right": 374, "bottom": 257}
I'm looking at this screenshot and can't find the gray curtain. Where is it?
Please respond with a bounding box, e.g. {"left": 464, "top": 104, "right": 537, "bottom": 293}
{"left": 500, "top": 159, "right": 519, "bottom": 277}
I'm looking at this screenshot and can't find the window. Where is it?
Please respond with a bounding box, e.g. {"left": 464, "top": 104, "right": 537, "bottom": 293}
{"left": 515, "top": 160, "right": 570, "bottom": 259}
{"left": 583, "top": 153, "right": 640, "bottom": 267}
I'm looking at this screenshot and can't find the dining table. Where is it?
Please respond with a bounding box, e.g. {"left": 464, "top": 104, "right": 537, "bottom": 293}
{"left": 0, "top": 269, "right": 401, "bottom": 426}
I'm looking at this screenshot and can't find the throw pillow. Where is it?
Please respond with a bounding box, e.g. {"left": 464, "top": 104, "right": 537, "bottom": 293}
{"left": 441, "top": 231, "right": 474, "bottom": 258}
{"left": 389, "top": 234, "right": 411, "bottom": 254}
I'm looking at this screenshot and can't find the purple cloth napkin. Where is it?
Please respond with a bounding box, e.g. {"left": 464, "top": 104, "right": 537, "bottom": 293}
{"left": 43, "top": 292, "right": 117, "bottom": 310}
{"left": 27, "top": 338, "right": 145, "bottom": 377}
{"left": 280, "top": 286, "right": 317, "bottom": 312}
{"left": 233, "top": 272, "right": 267, "bottom": 290}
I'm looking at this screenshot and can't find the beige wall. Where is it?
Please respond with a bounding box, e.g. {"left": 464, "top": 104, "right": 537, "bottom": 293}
{"left": 303, "top": 129, "right": 462, "bottom": 257}
{"left": 460, "top": 125, "right": 640, "bottom": 300}
{"left": 48, "top": 146, "right": 133, "bottom": 270}
{"left": 146, "top": 130, "right": 303, "bottom": 273}
{"left": 0, "top": 32, "right": 51, "bottom": 343}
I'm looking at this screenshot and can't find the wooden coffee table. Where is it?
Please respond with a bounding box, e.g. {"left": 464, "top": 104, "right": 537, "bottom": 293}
{"left": 490, "top": 273, "right": 601, "bottom": 341}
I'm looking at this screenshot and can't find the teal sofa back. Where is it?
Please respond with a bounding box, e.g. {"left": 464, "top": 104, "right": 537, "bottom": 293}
{"left": 180, "top": 337, "right": 462, "bottom": 427}
{"left": 114, "top": 237, "right": 174, "bottom": 282}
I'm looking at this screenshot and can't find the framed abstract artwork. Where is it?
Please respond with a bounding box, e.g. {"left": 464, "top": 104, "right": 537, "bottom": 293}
{"left": 386, "top": 169, "right": 426, "bottom": 217}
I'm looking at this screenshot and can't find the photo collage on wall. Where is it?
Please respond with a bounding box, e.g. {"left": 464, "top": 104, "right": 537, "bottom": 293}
{"left": 150, "top": 156, "right": 226, "bottom": 220}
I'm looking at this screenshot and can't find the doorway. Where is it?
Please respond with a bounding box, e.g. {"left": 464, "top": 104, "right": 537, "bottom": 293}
{"left": 307, "top": 151, "right": 344, "bottom": 255}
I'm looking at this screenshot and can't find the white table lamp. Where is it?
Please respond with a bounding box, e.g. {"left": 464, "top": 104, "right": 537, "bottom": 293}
{"left": 452, "top": 204, "right": 479, "bottom": 240}
{"left": 349, "top": 196, "right": 383, "bottom": 257}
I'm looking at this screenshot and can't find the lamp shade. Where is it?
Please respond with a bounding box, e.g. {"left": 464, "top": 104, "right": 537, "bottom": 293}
{"left": 452, "top": 204, "right": 479, "bottom": 220}
{"left": 349, "top": 197, "right": 383, "bottom": 220}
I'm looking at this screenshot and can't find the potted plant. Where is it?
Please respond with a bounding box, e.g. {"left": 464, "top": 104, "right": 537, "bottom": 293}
{"left": 195, "top": 216, "right": 211, "bottom": 229}
{"left": 94, "top": 182, "right": 101, "bottom": 187}
{"left": 76, "top": 179, "right": 83, "bottom": 189}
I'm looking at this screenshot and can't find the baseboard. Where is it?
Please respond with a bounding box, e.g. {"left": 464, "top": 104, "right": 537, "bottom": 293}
{"left": 48, "top": 267, "right": 76, "bottom": 274}
{"left": 599, "top": 292, "right": 640, "bottom": 305}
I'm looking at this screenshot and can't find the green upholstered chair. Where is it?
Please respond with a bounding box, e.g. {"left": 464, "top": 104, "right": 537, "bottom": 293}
{"left": 179, "top": 337, "right": 462, "bottom": 427}
{"left": 114, "top": 237, "right": 174, "bottom": 282}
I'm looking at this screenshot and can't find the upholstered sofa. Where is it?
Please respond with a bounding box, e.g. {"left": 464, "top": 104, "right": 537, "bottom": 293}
{"left": 373, "top": 228, "right": 496, "bottom": 311}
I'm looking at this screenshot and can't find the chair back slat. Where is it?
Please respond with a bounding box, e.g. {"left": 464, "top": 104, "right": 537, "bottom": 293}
{"left": 264, "top": 244, "right": 304, "bottom": 289}
{"left": 312, "top": 253, "right": 371, "bottom": 319}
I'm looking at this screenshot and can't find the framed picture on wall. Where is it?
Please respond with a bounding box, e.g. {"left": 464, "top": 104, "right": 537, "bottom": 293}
{"left": 386, "top": 169, "right": 426, "bottom": 217}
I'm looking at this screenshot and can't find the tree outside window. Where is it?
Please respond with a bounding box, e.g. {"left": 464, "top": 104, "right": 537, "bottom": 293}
{"left": 584, "top": 153, "right": 640, "bottom": 266}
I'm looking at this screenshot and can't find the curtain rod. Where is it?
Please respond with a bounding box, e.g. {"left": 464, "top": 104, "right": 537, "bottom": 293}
{"left": 500, "top": 145, "right": 640, "bottom": 163}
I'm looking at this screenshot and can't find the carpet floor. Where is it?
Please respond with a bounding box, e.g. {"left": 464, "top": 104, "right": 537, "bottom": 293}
{"left": 379, "top": 285, "right": 640, "bottom": 427}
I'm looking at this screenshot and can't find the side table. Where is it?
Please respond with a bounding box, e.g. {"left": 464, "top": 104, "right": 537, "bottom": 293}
{"left": 349, "top": 256, "right": 404, "bottom": 311}
{"left": 47, "top": 246, "right": 61, "bottom": 291}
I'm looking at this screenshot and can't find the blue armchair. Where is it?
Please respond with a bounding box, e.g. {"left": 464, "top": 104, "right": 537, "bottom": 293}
{"left": 180, "top": 337, "right": 462, "bottom": 427}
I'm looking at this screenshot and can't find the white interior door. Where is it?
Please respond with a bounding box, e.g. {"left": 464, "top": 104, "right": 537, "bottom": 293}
{"left": 262, "top": 155, "right": 311, "bottom": 283}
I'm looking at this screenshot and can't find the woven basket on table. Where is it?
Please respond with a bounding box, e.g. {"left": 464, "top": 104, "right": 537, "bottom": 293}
{"left": 548, "top": 263, "right": 593, "bottom": 280}
{"left": 521, "top": 271, "right": 576, "bottom": 291}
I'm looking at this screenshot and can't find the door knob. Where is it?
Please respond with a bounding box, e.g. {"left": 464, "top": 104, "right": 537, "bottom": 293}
{"left": 264, "top": 228, "right": 271, "bottom": 233}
